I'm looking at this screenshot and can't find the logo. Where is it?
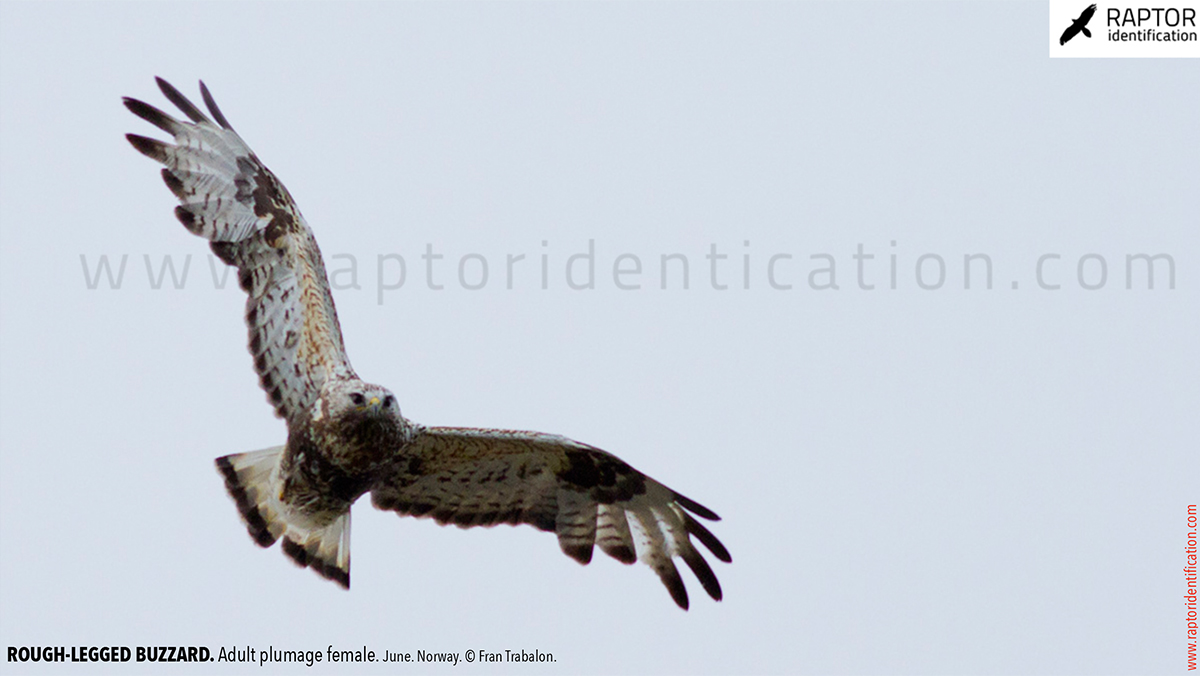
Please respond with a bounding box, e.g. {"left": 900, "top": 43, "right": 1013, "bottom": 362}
{"left": 1049, "top": 1, "right": 1199, "bottom": 57}
{"left": 1060, "top": 3, "right": 1098, "bottom": 44}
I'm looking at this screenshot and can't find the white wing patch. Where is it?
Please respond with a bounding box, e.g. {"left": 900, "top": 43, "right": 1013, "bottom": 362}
{"left": 125, "top": 78, "right": 354, "bottom": 422}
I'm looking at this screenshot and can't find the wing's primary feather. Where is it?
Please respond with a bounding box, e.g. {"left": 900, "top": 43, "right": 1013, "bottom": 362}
{"left": 125, "top": 78, "right": 354, "bottom": 422}
{"left": 370, "top": 427, "right": 730, "bottom": 609}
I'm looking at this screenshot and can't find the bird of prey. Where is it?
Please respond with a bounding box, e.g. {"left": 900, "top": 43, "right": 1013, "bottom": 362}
{"left": 1060, "top": 4, "right": 1097, "bottom": 45}
{"left": 123, "top": 78, "right": 729, "bottom": 609}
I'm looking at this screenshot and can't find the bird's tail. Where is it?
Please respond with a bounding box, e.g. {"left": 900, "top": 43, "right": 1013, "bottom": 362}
{"left": 215, "top": 447, "right": 352, "bottom": 588}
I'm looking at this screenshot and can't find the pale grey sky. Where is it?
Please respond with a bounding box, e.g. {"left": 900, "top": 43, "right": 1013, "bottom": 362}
{"left": 1, "top": 2, "right": 1197, "bottom": 674}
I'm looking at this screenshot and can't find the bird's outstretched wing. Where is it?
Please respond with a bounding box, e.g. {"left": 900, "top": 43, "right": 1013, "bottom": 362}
{"left": 125, "top": 78, "right": 354, "bottom": 422}
{"left": 371, "top": 427, "right": 731, "bottom": 609}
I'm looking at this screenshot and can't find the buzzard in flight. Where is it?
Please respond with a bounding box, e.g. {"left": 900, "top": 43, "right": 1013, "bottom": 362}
{"left": 124, "top": 78, "right": 729, "bottom": 609}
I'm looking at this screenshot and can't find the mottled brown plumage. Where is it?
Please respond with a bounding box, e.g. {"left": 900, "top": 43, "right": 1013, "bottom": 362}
{"left": 127, "top": 78, "right": 730, "bottom": 609}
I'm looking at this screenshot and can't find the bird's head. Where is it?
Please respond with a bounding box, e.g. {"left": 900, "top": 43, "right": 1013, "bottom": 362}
{"left": 314, "top": 379, "right": 416, "bottom": 442}
{"left": 309, "top": 379, "right": 417, "bottom": 471}
{"left": 320, "top": 380, "right": 397, "bottom": 419}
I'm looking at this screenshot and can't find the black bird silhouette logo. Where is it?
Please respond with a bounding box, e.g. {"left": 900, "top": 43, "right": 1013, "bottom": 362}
{"left": 1060, "top": 4, "right": 1098, "bottom": 45}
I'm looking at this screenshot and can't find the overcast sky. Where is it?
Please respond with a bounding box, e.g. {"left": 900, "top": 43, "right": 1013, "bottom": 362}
{"left": 1, "top": 2, "right": 1197, "bottom": 674}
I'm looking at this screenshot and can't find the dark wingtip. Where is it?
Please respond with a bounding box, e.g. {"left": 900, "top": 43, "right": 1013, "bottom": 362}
{"left": 126, "top": 133, "right": 168, "bottom": 161}
{"left": 174, "top": 205, "right": 201, "bottom": 234}
{"left": 155, "top": 76, "right": 210, "bottom": 124}
{"left": 124, "top": 97, "right": 178, "bottom": 135}
{"left": 210, "top": 241, "right": 238, "bottom": 266}
{"left": 215, "top": 456, "right": 277, "bottom": 548}
{"left": 674, "top": 492, "right": 720, "bottom": 521}
{"left": 681, "top": 548, "right": 723, "bottom": 602}
{"left": 161, "top": 168, "right": 186, "bottom": 199}
{"left": 683, "top": 512, "right": 732, "bottom": 563}
{"left": 561, "top": 543, "right": 594, "bottom": 565}
{"left": 601, "top": 544, "right": 637, "bottom": 565}
{"left": 658, "top": 561, "right": 690, "bottom": 610}
{"left": 199, "top": 80, "right": 233, "bottom": 130}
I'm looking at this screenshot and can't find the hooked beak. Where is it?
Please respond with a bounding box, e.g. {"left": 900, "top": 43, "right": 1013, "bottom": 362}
{"left": 356, "top": 396, "right": 382, "bottom": 413}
